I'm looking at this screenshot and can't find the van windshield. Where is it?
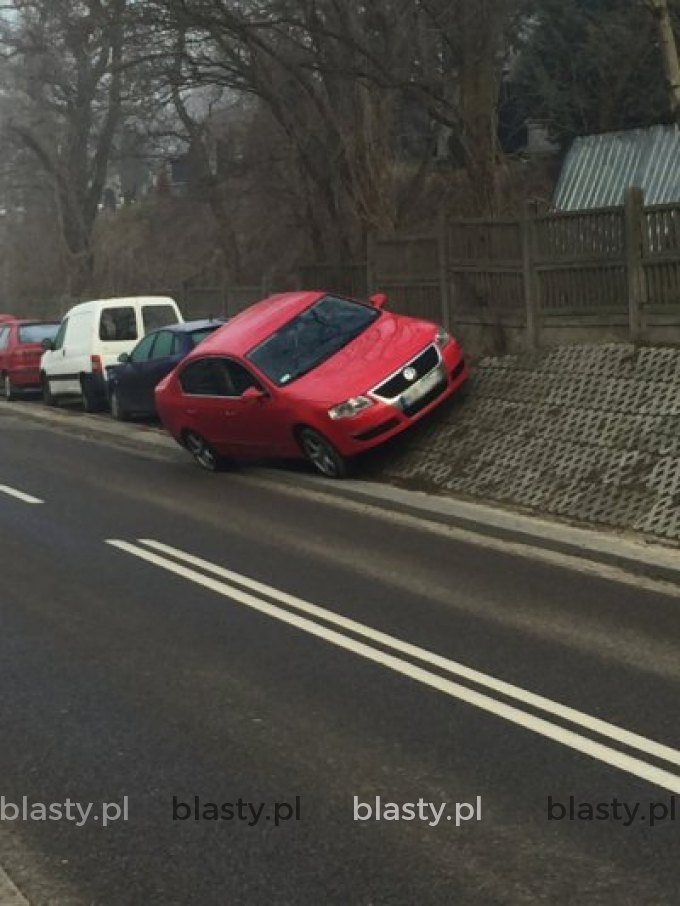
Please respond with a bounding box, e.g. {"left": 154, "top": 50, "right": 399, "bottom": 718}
{"left": 143, "top": 304, "right": 179, "bottom": 332}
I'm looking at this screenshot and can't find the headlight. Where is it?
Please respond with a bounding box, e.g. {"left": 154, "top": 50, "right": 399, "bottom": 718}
{"left": 328, "top": 396, "right": 374, "bottom": 420}
{"left": 435, "top": 327, "right": 451, "bottom": 349}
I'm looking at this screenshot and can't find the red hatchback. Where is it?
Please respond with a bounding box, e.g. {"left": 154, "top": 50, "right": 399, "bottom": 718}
{"left": 0, "top": 320, "right": 61, "bottom": 399}
{"left": 155, "top": 291, "right": 468, "bottom": 477}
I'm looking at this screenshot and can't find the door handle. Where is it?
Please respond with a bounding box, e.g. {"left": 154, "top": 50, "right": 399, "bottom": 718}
{"left": 184, "top": 408, "right": 197, "bottom": 416}
{"left": 223, "top": 410, "right": 237, "bottom": 417}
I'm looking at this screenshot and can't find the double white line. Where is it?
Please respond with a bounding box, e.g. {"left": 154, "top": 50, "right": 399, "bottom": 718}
{"left": 108, "top": 537, "right": 680, "bottom": 794}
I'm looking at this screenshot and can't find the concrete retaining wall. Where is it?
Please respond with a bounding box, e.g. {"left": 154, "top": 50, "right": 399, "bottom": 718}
{"left": 375, "top": 344, "right": 680, "bottom": 543}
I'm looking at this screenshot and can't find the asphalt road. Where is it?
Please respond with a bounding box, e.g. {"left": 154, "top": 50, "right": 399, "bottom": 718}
{"left": 1, "top": 406, "right": 680, "bottom": 905}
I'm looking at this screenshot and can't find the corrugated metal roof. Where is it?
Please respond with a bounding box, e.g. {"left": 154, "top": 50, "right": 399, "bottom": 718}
{"left": 553, "top": 125, "right": 680, "bottom": 210}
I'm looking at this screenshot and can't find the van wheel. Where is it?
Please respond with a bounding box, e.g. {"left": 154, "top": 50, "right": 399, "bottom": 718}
{"left": 80, "top": 377, "right": 99, "bottom": 413}
{"left": 41, "top": 375, "right": 58, "bottom": 407}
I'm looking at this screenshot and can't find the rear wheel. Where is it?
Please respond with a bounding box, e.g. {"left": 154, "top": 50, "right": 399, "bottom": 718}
{"left": 80, "top": 377, "right": 100, "bottom": 413}
{"left": 3, "top": 373, "right": 17, "bottom": 401}
{"left": 184, "top": 431, "right": 224, "bottom": 472}
{"left": 41, "top": 374, "right": 58, "bottom": 407}
{"left": 298, "top": 427, "right": 350, "bottom": 479}
{"left": 110, "top": 389, "right": 129, "bottom": 422}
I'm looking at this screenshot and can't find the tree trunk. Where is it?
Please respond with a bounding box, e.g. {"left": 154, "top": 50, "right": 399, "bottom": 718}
{"left": 649, "top": 0, "right": 680, "bottom": 123}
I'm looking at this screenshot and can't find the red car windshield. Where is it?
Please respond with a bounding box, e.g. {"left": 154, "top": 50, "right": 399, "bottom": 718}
{"left": 247, "top": 295, "right": 380, "bottom": 386}
{"left": 18, "top": 323, "right": 60, "bottom": 344}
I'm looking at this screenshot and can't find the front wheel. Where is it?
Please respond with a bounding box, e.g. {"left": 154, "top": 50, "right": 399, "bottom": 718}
{"left": 110, "top": 389, "right": 129, "bottom": 422}
{"left": 3, "top": 373, "right": 17, "bottom": 401}
{"left": 41, "top": 374, "right": 58, "bottom": 407}
{"left": 298, "top": 427, "right": 350, "bottom": 479}
{"left": 184, "top": 431, "right": 224, "bottom": 472}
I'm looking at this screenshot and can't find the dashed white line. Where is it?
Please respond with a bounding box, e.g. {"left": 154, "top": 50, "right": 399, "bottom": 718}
{"left": 0, "top": 485, "right": 43, "bottom": 505}
{"left": 108, "top": 537, "right": 680, "bottom": 796}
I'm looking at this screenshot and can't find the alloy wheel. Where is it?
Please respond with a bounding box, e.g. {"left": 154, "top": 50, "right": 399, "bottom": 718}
{"left": 300, "top": 428, "right": 347, "bottom": 479}
{"left": 185, "top": 432, "right": 219, "bottom": 472}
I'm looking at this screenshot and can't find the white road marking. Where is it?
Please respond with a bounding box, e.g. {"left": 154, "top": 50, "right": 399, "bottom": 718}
{"left": 108, "top": 538, "right": 680, "bottom": 795}
{"left": 0, "top": 866, "right": 29, "bottom": 905}
{"left": 0, "top": 485, "right": 43, "bottom": 505}
{"left": 138, "top": 538, "right": 680, "bottom": 771}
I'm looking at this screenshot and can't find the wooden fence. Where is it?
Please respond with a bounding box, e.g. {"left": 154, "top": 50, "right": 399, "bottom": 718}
{"left": 7, "top": 282, "right": 268, "bottom": 322}
{"left": 300, "top": 188, "right": 680, "bottom": 350}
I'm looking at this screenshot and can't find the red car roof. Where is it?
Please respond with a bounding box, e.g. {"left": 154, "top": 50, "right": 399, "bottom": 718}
{"left": 195, "top": 291, "right": 325, "bottom": 358}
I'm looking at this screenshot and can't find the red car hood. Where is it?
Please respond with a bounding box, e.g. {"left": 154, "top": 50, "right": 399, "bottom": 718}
{"left": 290, "top": 312, "right": 439, "bottom": 403}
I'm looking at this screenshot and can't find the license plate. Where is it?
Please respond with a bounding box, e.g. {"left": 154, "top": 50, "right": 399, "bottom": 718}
{"left": 399, "top": 366, "right": 445, "bottom": 409}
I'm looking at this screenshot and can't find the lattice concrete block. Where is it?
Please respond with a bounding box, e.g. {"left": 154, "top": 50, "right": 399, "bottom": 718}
{"left": 634, "top": 495, "right": 680, "bottom": 540}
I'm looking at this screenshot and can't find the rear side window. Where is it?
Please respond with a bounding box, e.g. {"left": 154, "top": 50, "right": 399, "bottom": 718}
{"left": 100, "top": 307, "right": 137, "bottom": 341}
{"left": 143, "top": 305, "right": 179, "bottom": 333}
{"left": 189, "top": 327, "right": 219, "bottom": 347}
{"left": 18, "top": 324, "right": 60, "bottom": 344}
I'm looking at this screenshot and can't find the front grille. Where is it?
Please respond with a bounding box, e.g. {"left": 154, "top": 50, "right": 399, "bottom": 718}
{"left": 373, "top": 345, "right": 439, "bottom": 399}
{"left": 401, "top": 377, "right": 448, "bottom": 417}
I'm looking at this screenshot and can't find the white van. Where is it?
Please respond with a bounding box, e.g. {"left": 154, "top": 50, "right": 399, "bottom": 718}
{"left": 41, "top": 296, "right": 184, "bottom": 410}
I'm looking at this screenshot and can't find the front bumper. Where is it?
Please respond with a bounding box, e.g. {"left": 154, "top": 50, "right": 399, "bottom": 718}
{"left": 327, "top": 343, "right": 469, "bottom": 456}
{"left": 7, "top": 366, "right": 41, "bottom": 388}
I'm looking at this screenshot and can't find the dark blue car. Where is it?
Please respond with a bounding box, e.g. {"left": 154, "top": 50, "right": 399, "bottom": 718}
{"left": 107, "top": 319, "right": 225, "bottom": 420}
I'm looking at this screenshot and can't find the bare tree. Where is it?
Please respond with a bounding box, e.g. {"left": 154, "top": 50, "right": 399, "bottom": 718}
{"left": 0, "top": 0, "right": 128, "bottom": 295}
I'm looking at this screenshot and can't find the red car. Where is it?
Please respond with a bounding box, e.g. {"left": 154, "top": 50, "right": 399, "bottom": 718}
{"left": 0, "top": 319, "right": 61, "bottom": 399}
{"left": 155, "top": 291, "right": 468, "bottom": 477}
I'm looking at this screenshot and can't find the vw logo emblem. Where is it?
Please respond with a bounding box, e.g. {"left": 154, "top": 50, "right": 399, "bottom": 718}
{"left": 402, "top": 367, "right": 417, "bottom": 382}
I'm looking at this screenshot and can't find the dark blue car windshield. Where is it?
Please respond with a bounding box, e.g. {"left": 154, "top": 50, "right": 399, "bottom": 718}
{"left": 246, "top": 295, "right": 379, "bottom": 386}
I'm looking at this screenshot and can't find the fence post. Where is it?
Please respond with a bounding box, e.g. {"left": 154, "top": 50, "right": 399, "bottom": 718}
{"left": 437, "top": 213, "right": 451, "bottom": 330}
{"left": 624, "top": 186, "right": 645, "bottom": 345}
{"left": 521, "top": 202, "right": 539, "bottom": 350}
{"left": 366, "top": 232, "right": 376, "bottom": 297}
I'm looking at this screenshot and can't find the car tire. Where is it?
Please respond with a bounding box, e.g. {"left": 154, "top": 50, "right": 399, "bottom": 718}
{"left": 80, "top": 377, "right": 100, "bottom": 413}
{"left": 183, "top": 431, "right": 224, "bottom": 472}
{"left": 3, "top": 373, "right": 17, "bottom": 401}
{"left": 298, "top": 427, "right": 350, "bottom": 479}
{"left": 41, "top": 374, "right": 58, "bottom": 407}
{"left": 110, "top": 389, "right": 129, "bottom": 422}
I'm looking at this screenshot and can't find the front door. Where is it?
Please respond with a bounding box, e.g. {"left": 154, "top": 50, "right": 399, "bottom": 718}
{"left": 177, "top": 357, "right": 288, "bottom": 458}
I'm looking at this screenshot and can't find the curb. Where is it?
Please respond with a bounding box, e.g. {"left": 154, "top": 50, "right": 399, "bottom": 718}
{"left": 4, "top": 399, "right": 680, "bottom": 585}
{"left": 275, "top": 474, "right": 680, "bottom": 585}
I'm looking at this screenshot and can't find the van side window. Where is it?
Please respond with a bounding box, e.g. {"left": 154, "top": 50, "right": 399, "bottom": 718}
{"left": 0, "top": 327, "right": 9, "bottom": 350}
{"left": 100, "top": 307, "right": 137, "bottom": 342}
{"left": 143, "top": 305, "right": 179, "bottom": 333}
{"left": 53, "top": 319, "right": 68, "bottom": 351}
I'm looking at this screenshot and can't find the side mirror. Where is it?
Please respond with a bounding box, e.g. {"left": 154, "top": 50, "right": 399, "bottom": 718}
{"left": 118, "top": 352, "right": 131, "bottom": 364}
{"left": 42, "top": 339, "right": 55, "bottom": 351}
{"left": 242, "top": 386, "right": 266, "bottom": 403}
{"left": 370, "top": 292, "right": 388, "bottom": 309}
